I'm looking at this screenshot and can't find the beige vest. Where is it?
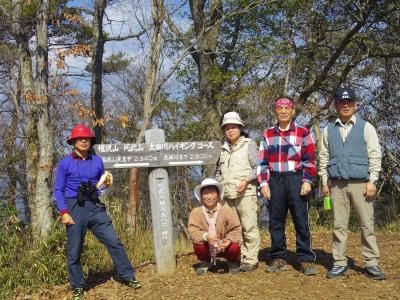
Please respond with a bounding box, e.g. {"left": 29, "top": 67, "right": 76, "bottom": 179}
{"left": 219, "top": 136, "right": 257, "bottom": 199}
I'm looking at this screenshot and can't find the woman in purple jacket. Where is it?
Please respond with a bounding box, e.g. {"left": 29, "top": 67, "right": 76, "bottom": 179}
{"left": 54, "top": 124, "right": 141, "bottom": 300}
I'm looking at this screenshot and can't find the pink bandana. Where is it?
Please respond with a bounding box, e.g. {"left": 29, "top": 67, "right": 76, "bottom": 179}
{"left": 275, "top": 98, "right": 294, "bottom": 109}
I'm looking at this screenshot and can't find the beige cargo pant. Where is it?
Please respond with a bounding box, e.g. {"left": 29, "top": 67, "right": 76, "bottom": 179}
{"left": 330, "top": 180, "right": 380, "bottom": 267}
{"left": 225, "top": 195, "right": 260, "bottom": 266}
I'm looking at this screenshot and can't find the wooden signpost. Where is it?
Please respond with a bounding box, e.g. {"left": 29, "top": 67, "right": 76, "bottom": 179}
{"left": 93, "top": 129, "right": 221, "bottom": 275}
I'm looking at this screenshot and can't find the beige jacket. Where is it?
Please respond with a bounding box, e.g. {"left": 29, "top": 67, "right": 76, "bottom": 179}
{"left": 188, "top": 204, "right": 242, "bottom": 244}
{"left": 218, "top": 137, "right": 257, "bottom": 199}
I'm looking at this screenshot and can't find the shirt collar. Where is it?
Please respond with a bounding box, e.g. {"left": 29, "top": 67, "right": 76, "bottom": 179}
{"left": 206, "top": 208, "right": 218, "bottom": 214}
{"left": 335, "top": 115, "right": 357, "bottom": 127}
{"left": 222, "top": 136, "right": 245, "bottom": 151}
{"left": 70, "top": 151, "right": 92, "bottom": 160}
{"left": 274, "top": 121, "right": 296, "bottom": 133}
{"left": 204, "top": 204, "right": 219, "bottom": 214}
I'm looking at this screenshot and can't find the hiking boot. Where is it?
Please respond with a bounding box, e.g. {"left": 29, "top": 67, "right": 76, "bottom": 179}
{"left": 266, "top": 258, "right": 289, "bottom": 273}
{"left": 196, "top": 261, "right": 210, "bottom": 275}
{"left": 228, "top": 262, "right": 241, "bottom": 273}
{"left": 72, "top": 288, "right": 84, "bottom": 300}
{"left": 125, "top": 277, "right": 142, "bottom": 289}
{"left": 365, "top": 265, "right": 386, "bottom": 280}
{"left": 239, "top": 262, "right": 258, "bottom": 272}
{"left": 326, "top": 265, "right": 348, "bottom": 278}
{"left": 300, "top": 261, "right": 317, "bottom": 276}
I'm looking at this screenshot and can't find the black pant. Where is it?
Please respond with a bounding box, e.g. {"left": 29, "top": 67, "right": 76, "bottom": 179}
{"left": 268, "top": 172, "right": 315, "bottom": 262}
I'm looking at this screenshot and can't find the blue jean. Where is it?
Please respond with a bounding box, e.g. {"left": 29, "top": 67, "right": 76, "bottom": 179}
{"left": 66, "top": 198, "right": 135, "bottom": 289}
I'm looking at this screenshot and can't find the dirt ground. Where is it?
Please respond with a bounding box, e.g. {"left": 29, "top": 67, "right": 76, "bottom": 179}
{"left": 18, "top": 231, "right": 400, "bottom": 300}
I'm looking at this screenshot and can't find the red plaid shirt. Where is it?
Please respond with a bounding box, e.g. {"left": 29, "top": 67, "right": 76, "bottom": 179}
{"left": 257, "top": 121, "right": 316, "bottom": 185}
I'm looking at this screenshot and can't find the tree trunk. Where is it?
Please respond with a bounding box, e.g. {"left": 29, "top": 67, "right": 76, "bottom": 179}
{"left": 5, "top": 98, "right": 19, "bottom": 208}
{"left": 284, "top": 54, "right": 293, "bottom": 96}
{"left": 33, "top": 0, "right": 53, "bottom": 238}
{"left": 183, "top": 169, "right": 193, "bottom": 212}
{"left": 310, "top": 95, "right": 321, "bottom": 154}
{"left": 178, "top": 217, "right": 191, "bottom": 241}
{"left": 313, "top": 120, "right": 321, "bottom": 152}
{"left": 191, "top": 0, "right": 223, "bottom": 141}
{"left": 127, "top": 168, "right": 140, "bottom": 231}
{"left": 189, "top": 0, "right": 223, "bottom": 177}
{"left": 128, "top": 0, "right": 164, "bottom": 230}
{"left": 165, "top": 0, "right": 224, "bottom": 146}
{"left": 11, "top": 0, "right": 38, "bottom": 226}
{"left": 91, "top": 0, "right": 107, "bottom": 143}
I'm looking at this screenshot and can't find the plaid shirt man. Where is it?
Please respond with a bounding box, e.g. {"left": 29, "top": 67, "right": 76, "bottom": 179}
{"left": 257, "top": 121, "right": 316, "bottom": 185}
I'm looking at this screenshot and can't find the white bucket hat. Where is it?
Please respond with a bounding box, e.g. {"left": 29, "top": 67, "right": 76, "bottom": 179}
{"left": 194, "top": 178, "right": 224, "bottom": 202}
{"left": 220, "top": 111, "right": 244, "bottom": 128}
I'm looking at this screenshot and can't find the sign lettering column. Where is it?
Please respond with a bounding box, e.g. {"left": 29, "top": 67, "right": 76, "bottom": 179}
{"left": 145, "top": 129, "right": 176, "bottom": 274}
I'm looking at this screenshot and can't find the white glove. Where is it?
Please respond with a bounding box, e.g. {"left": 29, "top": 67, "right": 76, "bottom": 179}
{"left": 96, "top": 171, "right": 113, "bottom": 188}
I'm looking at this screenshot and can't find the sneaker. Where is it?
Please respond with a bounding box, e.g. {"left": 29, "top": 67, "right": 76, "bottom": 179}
{"left": 239, "top": 262, "right": 258, "bottom": 272}
{"left": 125, "top": 277, "right": 142, "bottom": 289}
{"left": 365, "top": 265, "right": 386, "bottom": 280}
{"left": 266, "top": 258, "right": 289, "bottom": 273}
{"left": 228, "top": 262, "right": 241, "bottom": 273}
{"left": 326, "top": 265, "right": 348, "bottom": 278}
{"left": 300, "top": 261, "right": 317, "bottom": 276}
{"left": 196, "top": 261, "right": 210, "bottom": 275}
{"left": 72, "top": 288, "right": 84, "bottom": 300}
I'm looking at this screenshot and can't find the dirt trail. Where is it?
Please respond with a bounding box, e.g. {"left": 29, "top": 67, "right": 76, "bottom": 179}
{"left": 18, "top": 232, "right": 400, "bottom": 300}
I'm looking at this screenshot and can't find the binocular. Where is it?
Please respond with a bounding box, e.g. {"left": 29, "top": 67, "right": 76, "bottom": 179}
{"left": 77, "top": 181, "right": 99, "bottom": 203}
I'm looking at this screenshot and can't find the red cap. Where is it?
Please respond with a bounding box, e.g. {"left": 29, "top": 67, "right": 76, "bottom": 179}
{"left": 67, "top": 124, "right": 96, "bottom": 145}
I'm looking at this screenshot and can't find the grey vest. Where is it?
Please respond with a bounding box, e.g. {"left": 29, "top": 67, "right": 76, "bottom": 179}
{"left": 327, "top": 118, "right": 369, "bottom": 180}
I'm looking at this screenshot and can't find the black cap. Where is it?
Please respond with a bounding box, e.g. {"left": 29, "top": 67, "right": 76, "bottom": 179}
{"left": 334, "top": 88, "right": 357, "bottom": 103}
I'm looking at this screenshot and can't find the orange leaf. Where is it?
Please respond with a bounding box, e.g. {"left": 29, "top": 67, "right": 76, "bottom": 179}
{"left": 119, "top": 114, "right": 129, "bottom": 128}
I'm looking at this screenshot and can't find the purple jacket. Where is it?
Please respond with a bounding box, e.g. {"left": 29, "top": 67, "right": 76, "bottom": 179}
{"left": 54, "top": 153, "right": 104, "bottom": 215}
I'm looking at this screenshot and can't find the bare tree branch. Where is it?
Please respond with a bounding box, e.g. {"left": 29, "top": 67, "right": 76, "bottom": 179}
{"left": 68, "top": 6, "right": 94, "bottom": 16}
{"left": 164, "top": 11, "right": 200, "bottom": 66}
{"left": 105, "top": 29, "right": 148, "bottom": 42}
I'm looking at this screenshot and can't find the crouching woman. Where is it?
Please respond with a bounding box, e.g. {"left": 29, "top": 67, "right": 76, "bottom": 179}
{"left": 54, "top": 124, "right": 141, "bottom": 300}
{"left": 188, "top": 178, "right": 242, "bottom": 275}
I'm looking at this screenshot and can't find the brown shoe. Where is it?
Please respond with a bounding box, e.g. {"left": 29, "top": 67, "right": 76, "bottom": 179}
{"left": 239, "top": 262, "right": 258, "bottom": 272}
{"left": 300, "top": 261, "right": 317, "bottom": 276}
{"left": 266, "top": 258, "right": 288, "bottom": 273}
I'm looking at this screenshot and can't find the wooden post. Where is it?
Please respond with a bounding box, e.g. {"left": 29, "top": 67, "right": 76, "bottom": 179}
{"left": 93, "top": 136, "right": 221, "bottom": 274}
{"left": 145, "top": 129, "right": 176, "bottom": 274}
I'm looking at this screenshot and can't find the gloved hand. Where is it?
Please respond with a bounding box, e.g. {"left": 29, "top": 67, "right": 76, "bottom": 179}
{"left": 97, "top": 171, "right": 113, "bottom": 188}
{"left": 104, "top": 172, "right": 113, "bottom": 187}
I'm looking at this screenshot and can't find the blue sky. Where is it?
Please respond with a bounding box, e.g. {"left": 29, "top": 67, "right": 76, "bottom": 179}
{"left": 60, "top": 0, "right": 187, "bottom": 100}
